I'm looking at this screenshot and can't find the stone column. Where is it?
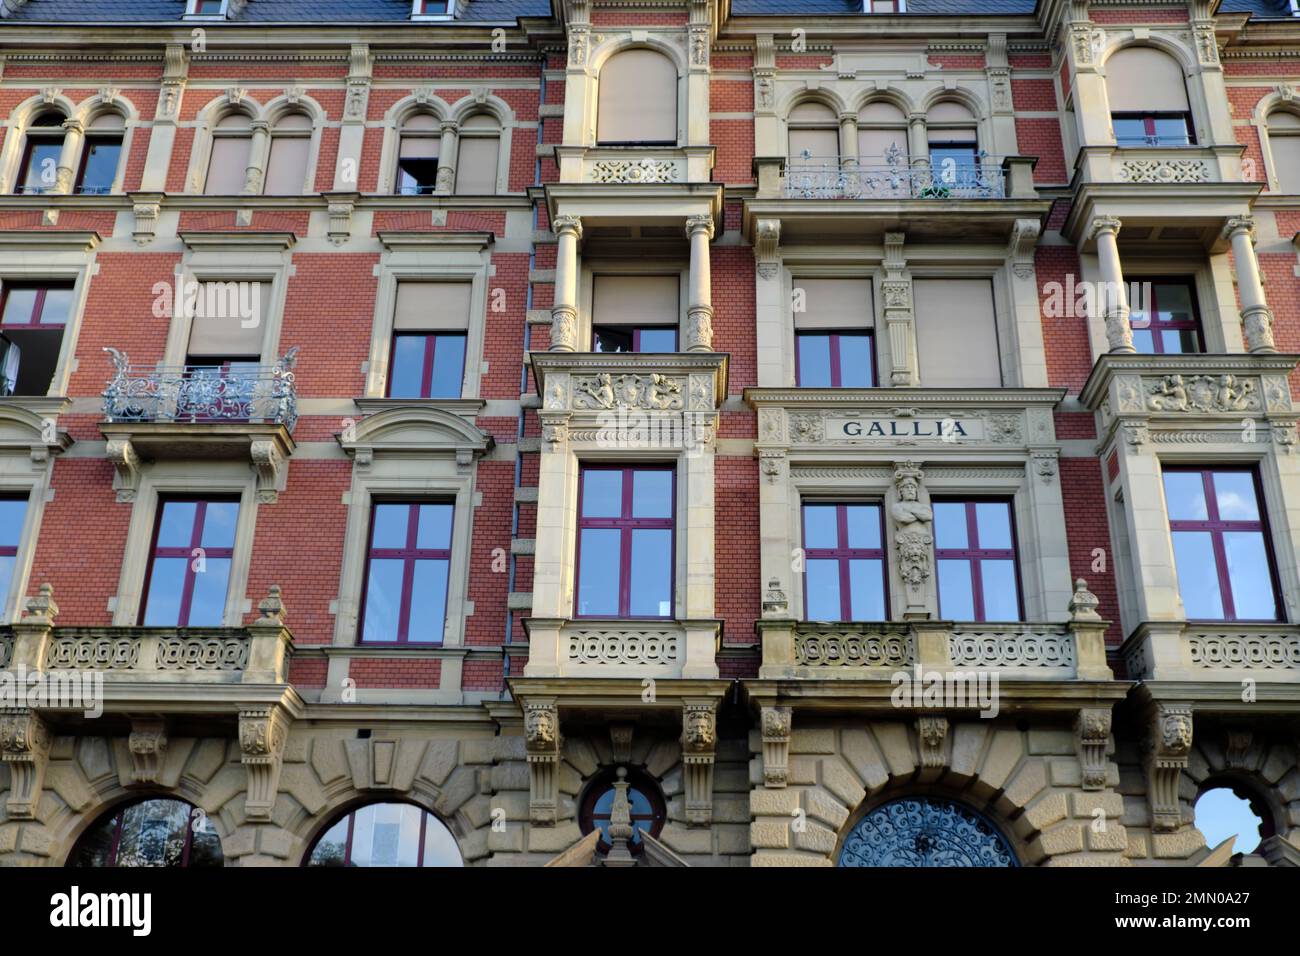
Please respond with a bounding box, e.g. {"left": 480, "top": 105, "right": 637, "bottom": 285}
{"left": 838, "top": 111, "right": 859, "bottom": 167}
{"left": 753, "top": 219, "right": 784, "bottom": 385}
{"left": 243, "top": 120, "right": 271, "bottom": 195}
{"left": 1089, "top": 216, "right": 1133, "bottom": 352}
{"left": 1223, "top": 217, "right": 1276, "bottom": 352}
{"left": 54, "top": 118, "right": 84, "bottom": 194}
{"left": 435, "top": 120, "right": 460, "bottom": 195}
{"left": 685, "top": 215, "right": 715, "bottom": 351}
{"left": 550, "top": 215, "right": 582, "bottom": 351}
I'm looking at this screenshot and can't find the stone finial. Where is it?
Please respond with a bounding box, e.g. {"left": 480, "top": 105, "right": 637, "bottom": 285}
{"left": 761, "top": 577, "right": 789, "bottom": 618}
{"left": 604, "top": 767, "right": 636, "bottom": 867}
{"left": 1068, "top": 578, "right": 1101, "bottom": 621}
{"left": 255, "top": 584, "right": 286, "bottom": 625}
{"left": 21, "top": 583, "right": 58, "bottom": 626}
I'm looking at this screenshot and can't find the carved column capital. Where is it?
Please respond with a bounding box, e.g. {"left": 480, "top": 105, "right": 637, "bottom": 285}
{"left": 552, "top": 214, "right": 583, "bottom": 240}
{"left": 1221, "top": 216, "right": 1255, "bottom": 244}
{"left": 685, "top": 215, "right": 715, "bottom": 241}
{"left": 0, "top": 708, "right": 52, "bottom": 819}
{"left": 239, "top": 705, "right": 290, "bottom": 820}
{"left": 760, "top": 705, "right": 791, "bottom": 788}
{"left": 1087, "top": 215, "right": 1122, "bottom": 243}
{"left": 1075, "top": 707, "right": 1112, "bottom": 791}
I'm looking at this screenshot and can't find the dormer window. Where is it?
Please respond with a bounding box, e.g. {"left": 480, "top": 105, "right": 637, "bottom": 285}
{"left": 864, "top": 0, "right": 904, "bottom": 11}
{"left": 186, "top": 0, "right": 242, "bottom": 18}
{"left": 412, "top": 0, "right": 455, "bottom": 18}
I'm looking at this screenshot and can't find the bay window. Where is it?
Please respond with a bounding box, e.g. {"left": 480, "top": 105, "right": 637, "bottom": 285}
{"left": 1163, "top": 467, "right": 1281, "bottom": 622}
{"left": 933, "top": 499, "right": 1022, "bottom": 621}
{"left": 387, "top": 281, "right": 470, "bottom": 398}
{"left": 793, "top": 278, "right": 874, "bottom": 387}
{"left": 140, "top": 498, "right": 238, "bottom": 627}
{"left": 575, "top": 465, "right": 674, "bottom": 619}
{"left": 359, "top": 501, "right": 453, "bottom": 644}
{"left": 802, "top": 502, "right": 887, "bottom": 621}
{"left": 1129, "top": 279, "right": 1202, "bottom": 354}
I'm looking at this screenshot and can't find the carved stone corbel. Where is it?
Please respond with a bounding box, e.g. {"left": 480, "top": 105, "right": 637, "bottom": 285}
{"left": 1224, "top": 729, "right": 1253, "bottom": 770}
{"left": 0, "top": 708, "right": 51, "bottom": 819}
{"left": 760, "top": 706, "right": 791, "bottom": 788}
{"left": 681, "top": 699, "right": 717, "bottom": 825}
{"left": 1147, "top": 704, "right": 1193, "bottom": 832}
{"left": 250, "top": 439, "right": 286, "bottom": 503}
{"left": 105, "top": 437, "right": 141, "bottom": 502}
{"left": 128, "top": 718, "right": 169, "bottom": 786}
{"left": 239, "top": 705, "right": 290, "bottom": 820}
{"left": 130, "top": 193, "right": 164, "bottom": 245}
{"left": 610, "top": 724, "right": 634, "bottom": 765}
{"left": 524, "top": 699, "right": 561, "bottom": 826}
{"left": 916, "top": 715, "right": 948, "bottom": 769}
{"left": 754, "top": 218, "right": 780, "bottom": 280}
{"left": 1075, "top": 707, "right": 1111, "bottom": 791}
{"left": 324, "top": 191, "right": 359, "bottom": 245}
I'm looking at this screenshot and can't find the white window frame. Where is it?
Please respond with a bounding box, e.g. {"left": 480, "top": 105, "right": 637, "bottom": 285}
{"left": 411, "top": 0, "right": 457, "bottom": 21}
{"left": 0, "top": 450, "right": 50, "bottom": 625}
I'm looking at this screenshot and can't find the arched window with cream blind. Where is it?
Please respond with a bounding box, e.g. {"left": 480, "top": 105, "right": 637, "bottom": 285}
{"left": 927, "top": 101, "right": 979, "bottom": 183}
{"left": 1105, "top": 46, "right": 1193, "bottom": 147}
{"left": 204, "top": 112, "right": 253, "bottom": 195}
{"left": 597, "top": 49, "right": 678, "bottom": 145}
{"left": 454, "top": 113, "right": 501, "bottom": 195}
{"left": 1267, "top": 109, "right": 1300, "bottom": 194}
{"left": 787, "top": 101, "right": 840, "bottom": 164}
{"left": 395, "top": 113, "right": 441, "bottom": 195}
{"left": 264, "top": 112, "right": 313, "bottom": 195}
{"left": 858, "top": 101, "right": 908, "bottom": 166}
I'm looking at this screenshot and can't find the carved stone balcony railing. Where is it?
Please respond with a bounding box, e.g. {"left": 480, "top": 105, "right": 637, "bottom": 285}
{"left": 782, "top": 155, "right": 1007, "bottom": 200}
{"left": 554, "top": 145, "right": 717, "bottom": 186}
{"left": 524, "top": 618, "right": 722, "bottom": 680}
{"left": 1072, "top": 144, "right": 1241, "bottom": 189}
{"left": 1123, "top": 622, "right": 1300, "bottom": 684}
{"left": 758, "top": 613, "right": 1112, "bottom": 683}
{"left": 102, "top": 346, "right": 299, "bottom": 431}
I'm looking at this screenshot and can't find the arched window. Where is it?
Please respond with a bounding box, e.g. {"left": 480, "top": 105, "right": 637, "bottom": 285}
{"left": 578, "top": 767, "right": 666, "bottom": 856}
{"left": 70, "top": 798, "right": 222, "bottom": 867}
{"left": 17, "top": 111, "right": 66, "bottom": 195}
{"left": 1267, "top": 109, "right": 1300, "bottom": 194}
{"left": 787, "top": 101, "right": 839, "bottom": 164}
{"left": 839, "top": 796, "right": 1017, "bottom": 867}
{"left": 1106, "top": 47, "right": 1192, "bottom": 147}
{"left": 305, "top": 802, "right": 463, "bottom": 867}
{"left": 454, "top": 113, "right": 501, "bottom": 195}
{"left": 204, "top": 112, "right": 253, "bottom": 195}
{"left": 1195, "top": 783, "right": 1270, "bottom": 854}
{"left": 926, "top": 101, "right": 979, "bottom": 182}
{"left": 597, "top": 49, "right": 677, "bottom": 145}
{"left": 264, "top": 111, "right": 312, "bottom": 195}
{"left": 858, "top": 101, "right": 908, "bottom": 166}
{"left": 76, "top": 112, "right": 125, "bottom": 195}
{"left": 395, "top": 112, "right": 441, "bottom": 195}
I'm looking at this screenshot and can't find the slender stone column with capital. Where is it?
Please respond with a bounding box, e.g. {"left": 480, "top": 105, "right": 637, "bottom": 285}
{"left": 1088, "top": 216, "right": 1133, "bottom": 352}
{"left": 435, "top": 120, "right": 460, "bottom": 194}
{"left": 550, "top": 215, "right": 582, "bottom": 351}
{"left": 685, "top": 215, "right": 715, "bottom": 351}
{"left": 53, "top": 118, "right": 84, "bottom": 195}
{"left": 243, "top": 120, "right": 271, "bottom": 195}
{"left": 838, "top": 112, "right": 859, "bottom": 167}
{"left": 1222, "top": 217, "right": 1276, "bottom": 352}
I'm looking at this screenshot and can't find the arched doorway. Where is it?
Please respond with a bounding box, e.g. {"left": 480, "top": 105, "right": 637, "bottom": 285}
{"left": 839, "top": 796, "right": 1017, "bottom": 867}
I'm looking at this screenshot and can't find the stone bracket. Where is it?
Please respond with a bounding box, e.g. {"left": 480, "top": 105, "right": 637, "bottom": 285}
{"left": 105, "top": 437, "right": 141, "bottom": 503}
{"left": 250, "top": 438, "right": 288, "bottom": 503}
{"left": 0, "top": 708, "right": 52, "bottom": 819}
{"left": 916, "top": 715, "right": 948, "bottom": 769}
{"left": 239, "top": 704, "right": 290, "bottom": 821}
{"left": 760, "top": 705, "right": 791, "bottom": 788}
{"left": 1147, "top": 703, "right": 1193, "bottom": 832}
{"left": 524, "top": 699, "right": 561, "bottom": 826}
{"left": 1075, "top": 706, "right": 1112, "bottom": 791}
{"left": 128, "top": 717, "right": 169, "bottom": 786}
{"left": 681, "top": 698, "right": 717, "bottom": 825}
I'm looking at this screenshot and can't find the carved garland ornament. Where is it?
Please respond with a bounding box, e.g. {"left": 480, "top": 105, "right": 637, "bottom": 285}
{"left": 572, "top": 372, "right": 685, "bottom": 410}
{"left": 1145, "top": 374, "right": 1260, "bottom": 413}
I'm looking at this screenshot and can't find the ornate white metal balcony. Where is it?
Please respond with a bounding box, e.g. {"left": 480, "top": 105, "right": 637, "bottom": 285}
{"left": 101, "top": 346, "right": 299, "bottom": 431}
{"left": 782, "top": 149, "right": 1006, "bottom": 200}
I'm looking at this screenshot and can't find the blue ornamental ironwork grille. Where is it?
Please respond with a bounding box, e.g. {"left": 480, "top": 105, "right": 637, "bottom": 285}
{"left": 838, "top": 797, "right": 1017, "bottom": 867}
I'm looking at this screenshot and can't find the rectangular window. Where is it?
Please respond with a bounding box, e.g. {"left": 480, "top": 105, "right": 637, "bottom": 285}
{"left": 191, "top": 0, "right": 226, "bottom": 14}
{"left": 1112, "top": 113, "right": 1193, "bottom": 148}
{"left": 913, "top": 278, "right": 1001, "bottom": 388}
{"left": 801, "top": 503, "right": 887, "bottom": 620}
{"left": 933, "top": 499, "right": 1022, "bottom": 621}
{"left": 140, "top": 498, "right": 238, "bottom": 627}
{"left": 795, "top": 332, "right": 874, "bottom": 387}
{"left": 1129, "top": 279, "right": 1202, "bottom": 354}
{"left": 576, "top": 466, "right": 674, "bottom": 619}
{"left": 591, "top": 275, "right": 679, "bottom": 353}
{"left": 359, "top": 502, "right": 453, "bottom": 643}
{"left": 388, "top": 281, "right": 471, "bottom": 398}
{"left": 75, "top": 136, "right": 123, "bottom": 195}
{"left": 0, "top": 495, "right": 27, "bottom": 615}
{"left": 0, "top": 283, "right": 73, "bottom": 396}
{"left": 17, "top": 136, "right": 62, "bottom": 195}
{"left": 1163, "top": 468, "right": 1281, "bottom": 622}
{"left": 592, "top": 326, "right": 679, "bottom": 353}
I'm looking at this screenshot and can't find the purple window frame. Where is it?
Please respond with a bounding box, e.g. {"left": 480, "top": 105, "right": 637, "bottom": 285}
{"left": 15, "top": 127, "right": 64, "bottom": 195}
{"left": 591, "top": 325, "right": 680, "bottom": 353}
{"left": 0, "top": 493, "right": 23, "bottom": 563}
{"left": 74, "top": 133, "right": 124, "bottom": 195}
{"left": 1112, "top": 112, "right": 1195, "bottom": 147}
{"left": 1164, "top": 466, "right": 1282, "bottom": 623}
{"left": 574, "top": 464, "right": 676, "bottom": 620}
{"left": 933, "top": 498, "right": 1025, "bottom": 622}
{"left": 357, "top": 501, "right": 454, "bottom": 644}
{"left": 794, "top": 330, "right": 875, "bottom": 387}
{"left": 0, "top": 283, "right": 72, "bottom": 328}
{"left": 1130, "top": 278, "right": 1203, "bottom": 354}
{"left": 800, "top": 502, "right": 889, "bottom": 621}
{"left": 138, "top": 497, "right": 237, "bottom": 627}
{"left": 386, "top": 331, "right": 466, "bottom": 398}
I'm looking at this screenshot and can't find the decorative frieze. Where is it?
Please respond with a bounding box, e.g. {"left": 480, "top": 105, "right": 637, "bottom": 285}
{"left": 795, "top": 626, "right": 915, "bottom": 668}
{"left": 588, "top": 158, "right": 679, "bottom": 183}
{"left": 1117, "top": 159, "right": 1211, "bottom": 184}
{"left": 573, "top": 372, "right": 686, "bottom": 411}
{"left": 1186, "top": 630, "right": 1300, "bottom": 670}
{"left": 1145, "top": 374, "right": 1259, "bottom": 414}
{"left": 948, "top": 630, "right": 1077, "bottom": 670}
{"left": 566, "top": 629, "right": 680, "bottom": 666}
{"left": 156, "top": 636, "right": 249, "bottom": 671}
{"left": 47, "top": 635, "right": 140, "bottom": 669}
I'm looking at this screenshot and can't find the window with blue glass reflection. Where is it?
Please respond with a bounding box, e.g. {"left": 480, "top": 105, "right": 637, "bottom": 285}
{"left": 579, "top": 768, "right": 666, "bottom": 854}
{"left": 796, "top": 331, "right": 874, "bottom": 387}
{"left": 802, "top": 502, "right": 887, "bottom": 620}
{"left": 0, "top": 495, "right": 28, "bottom": 617}
{"left": 933, "top": 499, "right": 1021, "bottom": 622}
{"left": 576, "top": 466, "right": 674, "bottom": 618}
{"left": 305, "top": 802, "right": 463, "bottom": 867}
{"left": 360, "top": 501, "right": 454, "bottom": 643}
{"left": 141, "top": 498, "right": 238, "bottom": 627}
{"left": 388, "top": 332, "right": 466, "bottom": 399}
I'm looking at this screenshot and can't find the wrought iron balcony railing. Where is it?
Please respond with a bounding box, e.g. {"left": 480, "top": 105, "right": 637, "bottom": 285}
{"left": 102, "top": 347, "right": 299, "bottom": 431}
{"left": 782, "top": 151, "right": 1006, "bottom": 200}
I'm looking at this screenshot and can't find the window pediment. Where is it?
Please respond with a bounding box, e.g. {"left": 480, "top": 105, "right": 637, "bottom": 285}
{"left": 338, "top": 403, "right": 493, "bottom": 466}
